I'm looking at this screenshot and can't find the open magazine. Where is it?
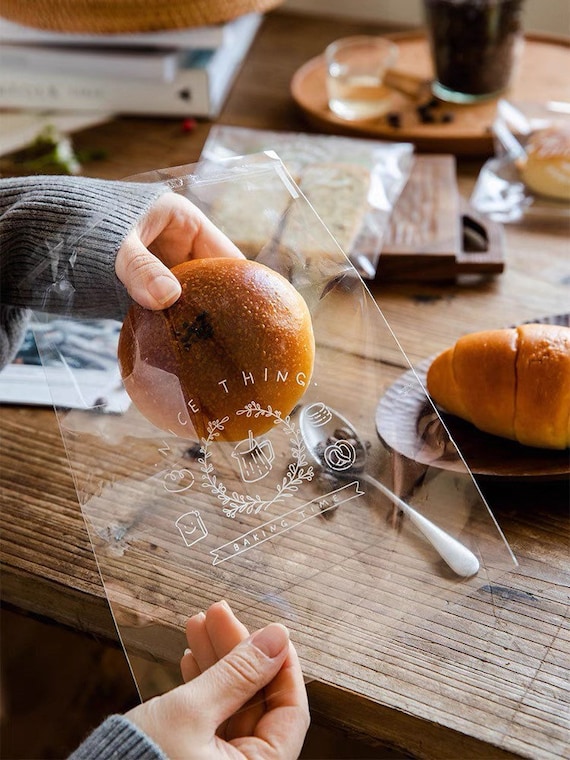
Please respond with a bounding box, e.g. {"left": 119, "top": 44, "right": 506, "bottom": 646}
{"left": 0, "top": 317, "right": 129, "bottom": 413}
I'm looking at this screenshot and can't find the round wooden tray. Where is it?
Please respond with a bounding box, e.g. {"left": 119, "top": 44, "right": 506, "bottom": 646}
{"left": 291, "top": 31, "right": 569, "bottom": 157}
{"left": 376, "top": 347, "right": 570, "bottom": 482}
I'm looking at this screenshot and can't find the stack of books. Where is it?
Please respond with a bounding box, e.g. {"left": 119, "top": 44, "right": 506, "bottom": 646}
{"left": 0, "top": 12, "right": 262, "bottom": 118}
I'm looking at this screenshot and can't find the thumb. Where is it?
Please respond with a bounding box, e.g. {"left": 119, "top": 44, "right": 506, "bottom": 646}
{"left": 189, "top": 623, "right": 290, "bottom": 730}
{"left": 115, "top": 229, "right": 182, "bottom": 310}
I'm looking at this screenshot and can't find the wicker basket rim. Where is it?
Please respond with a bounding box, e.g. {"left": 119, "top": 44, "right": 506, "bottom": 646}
{"left": 0, "top": 0, "right": 283, "bottom": 34}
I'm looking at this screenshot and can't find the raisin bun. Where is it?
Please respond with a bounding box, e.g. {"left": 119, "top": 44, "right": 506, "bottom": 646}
{"left": 118, "top": 258, "right": 315, "bottom": 442}
{"left": 517, "top": 124, "right": 570, "bottom": 202}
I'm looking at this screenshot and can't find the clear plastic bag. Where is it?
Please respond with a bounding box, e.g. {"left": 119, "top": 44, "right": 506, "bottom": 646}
{"left": 201, "top": 126, "right": 415, "bottom": 278}
{"left": 33, "top": 153, "right": 515, "bottom": 702}
{"left": 471, "top": 99, "right": 570, "bottom": 223}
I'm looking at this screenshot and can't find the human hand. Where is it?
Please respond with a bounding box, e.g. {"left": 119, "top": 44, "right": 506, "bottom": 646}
{"left": 181, "top": 601, "right": 309, "bottom": 749}
{"left": 115, "top": 192, "right": 244, "bottom": 310}
{"left": 125, "top": 602, "right": 310, "bottom": 759}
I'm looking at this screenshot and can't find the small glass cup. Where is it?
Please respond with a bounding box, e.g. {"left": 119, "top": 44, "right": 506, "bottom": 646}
{"left": 423, "top": 0, "right": 525, "bottom": 104}
{"left": 325, "top": 35, "right": 399, "bottom": 121}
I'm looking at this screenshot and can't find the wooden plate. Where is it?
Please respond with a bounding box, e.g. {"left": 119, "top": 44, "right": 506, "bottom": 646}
{"left": 376, "top": 316, "right": 570, "bottom": 480}
{"left": 291, "top": 32, "right": 570, "bottom": 157}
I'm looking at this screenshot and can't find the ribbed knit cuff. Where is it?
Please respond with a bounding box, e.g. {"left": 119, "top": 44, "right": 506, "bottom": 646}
{"left": 68, "top": 714, "right": 167, "bottom": 760}
{"left": 0, "top": 175, "right": 169, "bottom": 320}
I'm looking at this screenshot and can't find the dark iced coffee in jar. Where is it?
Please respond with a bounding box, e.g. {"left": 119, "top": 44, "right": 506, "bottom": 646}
{"left": 423, "top": 0, "right": 525, "bottom": 103}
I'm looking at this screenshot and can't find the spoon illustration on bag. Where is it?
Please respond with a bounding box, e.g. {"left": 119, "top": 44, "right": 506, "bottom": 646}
{"left": 299, "top": 403, "right": 480, "bottom": 578}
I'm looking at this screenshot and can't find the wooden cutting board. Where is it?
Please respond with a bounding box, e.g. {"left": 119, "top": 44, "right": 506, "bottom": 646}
{"left": 374, "top": 154, "right": 504, "bottom": 281}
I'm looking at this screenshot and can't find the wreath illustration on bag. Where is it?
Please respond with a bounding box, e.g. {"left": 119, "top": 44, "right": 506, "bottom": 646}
{"left": 199, "top": 402, "right": 314, "bottom": 518}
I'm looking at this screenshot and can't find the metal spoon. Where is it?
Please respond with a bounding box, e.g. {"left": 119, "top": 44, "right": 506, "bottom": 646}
{"left": 298, "top": 403, "right": 480, "bottom": 578}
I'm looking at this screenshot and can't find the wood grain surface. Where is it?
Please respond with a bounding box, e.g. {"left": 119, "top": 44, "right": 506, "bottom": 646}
{"left": 378, "top": 154, "right": 506, "bottom": 279}
{"left": 1, "top": 11, "right": 569, "bottom": 760}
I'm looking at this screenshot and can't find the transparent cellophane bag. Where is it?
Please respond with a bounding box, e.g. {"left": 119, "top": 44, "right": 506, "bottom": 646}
{"left": 201, "top": 125, "right": 415, "bottom": 279}
{"left": 471, "top": 99, "right": 570, "bottom": 223}
{"left": 33, "top": 153, "right": 515, "bottom": 706}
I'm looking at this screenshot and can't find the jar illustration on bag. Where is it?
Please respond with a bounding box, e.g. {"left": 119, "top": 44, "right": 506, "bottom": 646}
{"left": 232, "top": 431, "right": 275, "bottom": 483}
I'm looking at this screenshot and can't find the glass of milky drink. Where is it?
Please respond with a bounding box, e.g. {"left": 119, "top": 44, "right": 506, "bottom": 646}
{"left": 325, "top": 35, "right": 399, "bottom": 121}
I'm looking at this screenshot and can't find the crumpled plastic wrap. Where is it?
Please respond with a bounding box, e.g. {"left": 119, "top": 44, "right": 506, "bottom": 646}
{"left": 32, "top": 153, "right": 516, "bottom": 702}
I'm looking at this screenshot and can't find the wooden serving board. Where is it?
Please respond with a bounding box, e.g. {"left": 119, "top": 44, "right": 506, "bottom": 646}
{"left": 291, "top": 32, "right": 570, "bottom": 156}
{"left": 374, "top": 155, "right": 504, "bottom": 281}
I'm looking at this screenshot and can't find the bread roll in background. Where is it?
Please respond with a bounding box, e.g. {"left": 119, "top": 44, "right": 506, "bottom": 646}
{"left": 118, "top": 258, "right": 315, "bottom": 442}
{"left": 517, "top": 124, "right": 570, "bottom": 202}
{"left": 427, "top": 324, "right": 570, "bottom": 450}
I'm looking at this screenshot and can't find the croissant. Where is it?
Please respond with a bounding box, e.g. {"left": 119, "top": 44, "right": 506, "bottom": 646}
{"left": 426, "top": 324, "right": 570, "bottom": 450}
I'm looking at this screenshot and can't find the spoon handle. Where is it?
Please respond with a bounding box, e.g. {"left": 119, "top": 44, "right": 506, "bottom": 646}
{"left": 361, "top": 473, "right": 480, "bottom": 578}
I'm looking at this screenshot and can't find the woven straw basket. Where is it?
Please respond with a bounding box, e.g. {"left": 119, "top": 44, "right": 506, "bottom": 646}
{"left": 0, "top": 0, "right": 284, "bottom": 33}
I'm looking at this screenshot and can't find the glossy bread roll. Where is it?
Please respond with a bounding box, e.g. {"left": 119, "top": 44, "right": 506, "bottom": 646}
{"left": 118, "top": 258, "right": 315, "bottom": 441}
{"left": 517, "top": 125, "right": 570, "bottom": 202}
{"left": 426, "top": 324, "right": 570, "bottom": 449}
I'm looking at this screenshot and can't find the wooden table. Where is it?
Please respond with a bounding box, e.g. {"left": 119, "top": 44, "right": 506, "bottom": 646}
{"left": 1, "top": 12, "right": 569, "bottom": 760}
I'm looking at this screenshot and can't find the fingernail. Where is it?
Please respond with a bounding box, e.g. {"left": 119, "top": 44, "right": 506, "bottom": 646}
{"left": 148, "top": 275, "right": 181, "bottom": 306}
{"left": 183, "top": 648, "right": 191, "bottom": 656}
{"left": 208, "top": 600, "right": 229, "bottom": 614}
{"left": 250, "top": 623, "right": 289, "bottom": 659}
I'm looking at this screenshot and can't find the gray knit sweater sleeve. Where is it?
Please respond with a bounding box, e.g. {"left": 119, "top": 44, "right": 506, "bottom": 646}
{"left": 68, "top": 714, "right": 167, "bottom": 760}
{"left": 0, "top": 175, "right": 169, "bottom": 368}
